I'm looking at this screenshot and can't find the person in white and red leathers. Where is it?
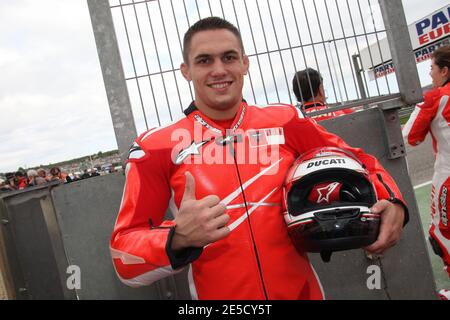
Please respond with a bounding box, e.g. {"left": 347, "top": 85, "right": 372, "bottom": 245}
{"left": 403, "top": 46, "right": 450, "bottom": 299}
{"left": 110, "top": 17, "right": 408, "bottom": 300}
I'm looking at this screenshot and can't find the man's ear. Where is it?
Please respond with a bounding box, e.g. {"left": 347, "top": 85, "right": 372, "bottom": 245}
{"left": 243, "top": 55, "right": 249, "bottom": 75}
{"left": 180, "top": 62, "right": 191, "bottom": 81}
{"left": 319, "top": 84, "right": 325, "bottom": 98}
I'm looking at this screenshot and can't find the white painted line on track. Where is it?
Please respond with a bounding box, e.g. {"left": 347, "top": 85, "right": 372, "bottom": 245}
{"left": 414, "top": 180, "right": 432, "bottom": 190}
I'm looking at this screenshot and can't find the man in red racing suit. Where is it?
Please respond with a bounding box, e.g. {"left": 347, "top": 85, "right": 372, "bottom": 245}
{"left": 110, "top": 17, "right": 408, "bottom": 300}
{"left": 111, "top": 100, "right": 408, "bottom": 299}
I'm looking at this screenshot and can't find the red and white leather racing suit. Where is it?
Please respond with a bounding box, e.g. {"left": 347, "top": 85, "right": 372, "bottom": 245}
{"left": 301, "top": 101, "right": 353, "bottom": 121}
{"left": 111, "top": 101, "right": 408, "bottom": 299}
{"left": 403, "top": 83, "right": 450, "bottom": 276}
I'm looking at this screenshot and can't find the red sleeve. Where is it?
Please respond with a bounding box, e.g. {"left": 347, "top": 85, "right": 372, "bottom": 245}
{"left": 402, "top": 89, "right": 441, "bottom": 146}
{"left": 110, "top": 137, "right": 180, "bottom": 287}
{"left": 284, "top": 107, "right": 408, "bottom": 223}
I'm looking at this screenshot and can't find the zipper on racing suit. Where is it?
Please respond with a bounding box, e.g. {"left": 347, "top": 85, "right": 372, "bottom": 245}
{"left": 226, "top": 135, "right": 269, "bottom": 300}
{"left": 192, "top": 107, "right": 269, "bottom": 300}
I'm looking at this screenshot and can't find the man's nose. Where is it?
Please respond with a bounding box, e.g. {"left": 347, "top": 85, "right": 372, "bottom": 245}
{"left": 210, "top": 60, "right": 227, "bottom": 77}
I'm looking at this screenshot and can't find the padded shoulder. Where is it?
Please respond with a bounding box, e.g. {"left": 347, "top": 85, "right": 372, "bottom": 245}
{"left": 136, "top": 117, "right": 192, "bottom": 152}
{"left": 248, "top": 103, "right": 304, "bottom": 126}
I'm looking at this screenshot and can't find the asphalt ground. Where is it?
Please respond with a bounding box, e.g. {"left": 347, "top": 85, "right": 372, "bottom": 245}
{"left": 404, "top": 134, "right": 435, "bottom": 187}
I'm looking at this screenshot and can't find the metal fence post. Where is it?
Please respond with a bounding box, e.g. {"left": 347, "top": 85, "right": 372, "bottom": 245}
{"left": 87, "top": 0, "right": 137, "bottom": 162}
{"left": 379, "top": 0, "right": 423, "bottom": 105}
{"left": 352, "top": 54, "right": 367, "bottom": 100}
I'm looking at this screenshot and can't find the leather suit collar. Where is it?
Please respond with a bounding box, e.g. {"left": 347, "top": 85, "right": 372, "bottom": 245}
{"left": 302, "top": 101, "right": 325, "bottom": 110}
{"left": 184, "top": 100, "right": 248, "bottom": 135}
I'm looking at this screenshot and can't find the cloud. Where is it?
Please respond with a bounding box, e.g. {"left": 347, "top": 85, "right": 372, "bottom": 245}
{"left": 0, "top": 0, "right": 116, "bottom": 173}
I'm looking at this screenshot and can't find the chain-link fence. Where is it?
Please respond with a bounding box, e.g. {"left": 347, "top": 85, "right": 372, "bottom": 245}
{"left": 106, "top": 0, "right": 403, "bottom": 134}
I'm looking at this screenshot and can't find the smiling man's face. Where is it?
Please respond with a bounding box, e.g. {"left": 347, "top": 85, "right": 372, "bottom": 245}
{"left": 181, "top": 29, "right": 249, "bottom": 120}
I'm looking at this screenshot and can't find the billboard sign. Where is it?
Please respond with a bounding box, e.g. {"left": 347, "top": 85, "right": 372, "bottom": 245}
{"left": 360, "top": 5, "right": 450, "bottom": 80}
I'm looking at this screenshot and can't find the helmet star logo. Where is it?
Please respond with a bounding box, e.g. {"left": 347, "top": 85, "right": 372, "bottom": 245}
{"left": 316, "top": 182, "right": 340, "bottom": 204}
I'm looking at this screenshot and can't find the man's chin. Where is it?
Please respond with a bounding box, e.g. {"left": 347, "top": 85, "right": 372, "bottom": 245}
{"left": 208, "top": 98, "right": 241, "bottom": 111}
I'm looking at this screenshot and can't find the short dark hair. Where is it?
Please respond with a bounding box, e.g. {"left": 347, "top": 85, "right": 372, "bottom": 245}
{"left": 15, "top": 171, "right": 25, "bottom": 177}
{"left": 292, "top": 68, "right": 323, "bottom": 102}
{"left": 183, "top": 16, "right": 244, "bottom": 63}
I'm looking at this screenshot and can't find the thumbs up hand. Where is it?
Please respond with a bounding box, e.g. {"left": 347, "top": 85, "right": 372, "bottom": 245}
{"left": 171, "top": 172, "right": 230, "bottom": 251}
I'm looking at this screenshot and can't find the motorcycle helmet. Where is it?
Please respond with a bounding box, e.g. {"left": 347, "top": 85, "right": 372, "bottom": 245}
{"left": 283, "top": 147, "right": 380, "bottom": 262}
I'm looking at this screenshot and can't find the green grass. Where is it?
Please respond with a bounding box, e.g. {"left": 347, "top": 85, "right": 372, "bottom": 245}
{"left": 400, "top": 115, "right": 410, "bottom": 126}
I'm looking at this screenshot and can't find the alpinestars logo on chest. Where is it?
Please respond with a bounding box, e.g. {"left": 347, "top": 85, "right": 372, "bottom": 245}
{"left": 175, "top": 140, "right": 209, "bottom": 165}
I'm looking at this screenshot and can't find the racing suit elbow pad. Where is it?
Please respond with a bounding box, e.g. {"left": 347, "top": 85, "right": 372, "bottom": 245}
{"left": 166, "top": 227, "right": 203, "bottom": 269}
{"left": 375, "top": 174, "right": 409, "bottom": 227}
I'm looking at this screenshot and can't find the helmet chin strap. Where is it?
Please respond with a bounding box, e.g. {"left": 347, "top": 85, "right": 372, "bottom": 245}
{"left": 320, "top": 250, "right": 333, "bottom": 263}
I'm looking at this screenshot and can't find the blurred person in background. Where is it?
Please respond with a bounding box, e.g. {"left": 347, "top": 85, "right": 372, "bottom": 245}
{"left": 27, "top": 169, "right": 47, "bottom": 186}
{"left": 0, "top": 178, "right": 14, "bottom": 192}
{"left": 292, "top": 68, "right": 352, "bottom": 121}
{"left": 4, "top": 172, "right": 17, "bottom": 190}
{"left": 49, "top": 167, "right": 68, "bottom": 183}
{"left": 14, "top": 171, "right": 28, "bottom": 189}
{"left": 37, "top": 168, "right": 50, "bottom": 182}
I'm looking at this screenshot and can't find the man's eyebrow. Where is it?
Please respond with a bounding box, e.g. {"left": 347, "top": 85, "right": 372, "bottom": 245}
{"left": 194, "top": 53, "right": 211, "bottom": 61}
{"left": 193, "top": 50, "right": 240, "bottom": 60}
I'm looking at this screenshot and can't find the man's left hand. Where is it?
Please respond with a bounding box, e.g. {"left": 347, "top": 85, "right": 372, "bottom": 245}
{"left": 365, "top": 200, "right": 405, "bottom": 255}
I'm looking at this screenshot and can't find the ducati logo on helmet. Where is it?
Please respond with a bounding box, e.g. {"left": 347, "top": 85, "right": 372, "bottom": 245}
{"left": 306, "top": 158, "right": 347, "bottom": 168}
{"left": 283, "top": 147, "right": 380, "bottom": 262}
